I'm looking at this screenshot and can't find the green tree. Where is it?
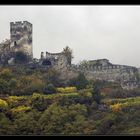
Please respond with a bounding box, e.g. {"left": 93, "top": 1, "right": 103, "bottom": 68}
{"left": 39, "top": 103, "right": 88, "bottom": 135}
{"left": 30, "top": 93, "right": 48, "bottom": 111}
{"left": 69, "top": 73, "right": 89, "bottom": 90}
{"left": 0, "top": 79, "right": 9, "bottom": 94}
{"left": 0, "top": 113, "right": 15, "bottom": 135}
{"left": 13, "top": 110, "right": 41, "bottom": 135}
{"left": 0, "top": 99, "right": 8, "bottom": 112}
{"left": 15, "top": 51, "right": 28, "bottom": 64}
{"left": 44, "top": 68, "right": 60, "bottom": 87}
{"left": 44, "top": 84, "right": 56, "bottom": 94}
{"left": 0, "top": 68, "right": 13, "bottom": 81}
{"left": 8, "top": 78, "right": 18, "bottom": 95}
{"left": 92, "top": 84, "right": 101, "bottom": 104}
{"left": 63, "top": 46, "right": 73, "bottom": 65}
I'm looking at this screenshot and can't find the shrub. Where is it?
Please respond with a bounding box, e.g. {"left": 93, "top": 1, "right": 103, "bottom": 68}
{"left": 0, "top": 68, "right": 13, "bottom": 81}
{"left": 8, "top": 78, "right": 18, "bottom": 95}
{"left": 16, "top": 75, "right": 45, "bottom": 95}
{"left": 44, "top": 84, "right": 56, "bottom": 94}
{"left": 15, "top": 51, "right": 28, "bottom": 63}
{"left": 29, "top": 78, "right": 45, "bottom": 93}
{"left": 91, "top": 101, "right": 98, "bottom": 109}
{"left": 30, "top": 93, "right": 49, "bottom": 111}
{"left": 57, "top": 87, "right": 77, "bottom": 93}
{"left": 0, "top": 99, "right": 8, "bottom": 111}
{"left": 6, "top": 96, "right": 27, "bottom": 108}
{"left": 38, "top": 103, "right": 88, "bottom": 134}
{"left": 0, "top": 79, "right": 9, "bottom": 94}
{"left": 11, "top": 105, "right": 31, "bottom": 115}
{"left": 92, "top": 84, "right": 101, "bottom": 104}
{"left": 107, "top": 89, "right": 126, "bottom": 99}
{"left": 69, "top": 73, "right": 89, "bottom": 90}
{"left": 110, "top": 103, "right": 122, "bottom": 113}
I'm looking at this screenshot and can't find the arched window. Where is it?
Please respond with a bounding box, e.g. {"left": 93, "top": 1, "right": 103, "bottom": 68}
{"left": 14, "top": 41, "right": 17, "bottom": 46}
{"left": 42, "top": 59, "right": 52, "bottom": 66}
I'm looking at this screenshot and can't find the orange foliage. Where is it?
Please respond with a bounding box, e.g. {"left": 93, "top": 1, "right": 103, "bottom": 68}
{"left": 110, "top": 103, "right": 122, "bottom": 113}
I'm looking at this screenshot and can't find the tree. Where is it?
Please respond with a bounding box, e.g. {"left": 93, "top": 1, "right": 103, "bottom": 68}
{"left": 69, "top": 73, "right": 89, "bottom": 90}
{"left": 63, "top": 46, "right": 73, "bottom": 65}
{"left": 15, "top": 51, "right": 28, "bottom": 64}
{"left": 30, "top": 93, "right": 48, "bottom": 111}
{"left": 8, "top": 78, "right": 18, "bottom": 95}
{"left": 13, "top": 110, "right": 41, "bottom": 135}
{"left": 17, "top": 75, "right": 45, "bottom": 95}
{"left": 92, "top": 84, "right": 101, "bottom": 104}
{"left": 0, "top": 79, "right": 9, "bottom": 94}
{"left": 44, "top": 68, "right": 60, "bottom": 87}
{"left": 38, "top": 103, "right": 88, "bottom": 134}
{"left": 0, "top": 112, "right": 15, "bottom": 135}
{"left": 78, "top": 60, "right": 89, "bottom": 68}
{"left": 0, "top": 99, "right": 8, "bottom": 112}
{"left": 0, "top": 68, "right": 13, "bottom": 81}
{"left": 43, "top": 84, "right": 56, "bottom": 94}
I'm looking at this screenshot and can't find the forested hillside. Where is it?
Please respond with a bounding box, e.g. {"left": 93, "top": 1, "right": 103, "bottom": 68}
{"left": 0, "top": 66, "right": 140, "bottom": 135}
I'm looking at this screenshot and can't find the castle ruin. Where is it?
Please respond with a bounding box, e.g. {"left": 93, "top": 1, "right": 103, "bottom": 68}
{"left": 0, "top": 21, "right": 140, "bottom": 90}
{"left": 0, "top": 21, "right": 33, "bottom": 65}
{"left": 10, "top": 21, "right": 33, "bottom": 59}
{"left": 39, "top": 46, "right": 72, "bottom": 70}
{"left": 75, "top": 59, "right": 140, "bottom": 90}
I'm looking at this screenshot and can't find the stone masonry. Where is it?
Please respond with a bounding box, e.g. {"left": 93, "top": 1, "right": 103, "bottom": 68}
{"left": 0, "top": 21, "right": 33, "bottom": 65}
{"left": 75, "top": 59, "right": 140, "bottom": 90}
{"left": 0, "top": 21, "right": 140, "bottom": 89}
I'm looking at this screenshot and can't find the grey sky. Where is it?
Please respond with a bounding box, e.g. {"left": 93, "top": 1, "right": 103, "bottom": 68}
{"left": 0, "top": 6, "right": 140, "bottom": 67}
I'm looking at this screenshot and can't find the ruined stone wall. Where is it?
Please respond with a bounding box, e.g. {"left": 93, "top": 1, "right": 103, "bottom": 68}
{"left": 38, "top": 50, "right": 79, "bottom": 84}
{"left": 40, "top": 51, "right": 70, "bottom": 70}
{"left": 10, "top": 21, "right": 33, "bottom": 59}
{"left": 0, "top": 39, "right": 13, "bottom": 64}
{"left": 76, "top": 59, "right": 140, "bottom": 89}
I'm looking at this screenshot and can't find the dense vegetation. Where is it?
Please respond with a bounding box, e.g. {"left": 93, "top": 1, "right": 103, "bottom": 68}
{"left": 0, "top": 67, "right": 140, "bottom": 135}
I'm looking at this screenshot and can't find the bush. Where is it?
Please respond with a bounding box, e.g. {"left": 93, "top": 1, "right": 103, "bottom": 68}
{"left": 57, "top": 87, "right": 77, "bottom": 93}
{"left": 30, "top": 93, "right": 49, "bottom": 111}
{"left": 110, "top": 103, "right": 122, "bottom": 113}
{"left": 44, "top": 84, "right": 56, "bottom": 94}
{"left": 0, "top": 99, "right": 8, "bottom": 111}
{"left": 104, "top": 88, "right": 140, "bottom": 99}
{"left": 38, "top": 103, "right": 88, "bottom": 134}
{"left": 106, "top": 89, "right": 126, "bottom": 99}
{"left": 69, "top": 73, "right": 89, "bottom": 90}
{"left": 15, "top": 51, "right": 28, "bottom": 64}
{"left": 28, "top": 78, "right": 45, "bottom": 93}
{"left": 16, "top": 75, "right": 45, "bottom": 95}
{"left": 11, "top": 105, "right": 31, "bottom": 115}
{"left": 0, "top": 68, "right": 13, "bottom": 81}
{"left": 0, "top": 79, "right": 9, "bottom": 94}
{"left": 6, "top": 96, "right": 27, "bottom": 108}
{"left": 92, "top": 84, "right": 101, "bottom": 104}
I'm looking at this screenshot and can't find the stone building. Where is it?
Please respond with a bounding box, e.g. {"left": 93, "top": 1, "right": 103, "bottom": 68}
{"left": 76, "top": 59, "right": 140, "bottom": 89}
{"left": 39, "top": 47, "right": 72, "bottom": 70}
{"left": 0, "top": 21, "right": 33, "bottom": 65}
{"left": 0, "top": 21, "right": 140, "bottom": 89}
{"left": 10, "top": 21, "right": 33, "bottom": 59}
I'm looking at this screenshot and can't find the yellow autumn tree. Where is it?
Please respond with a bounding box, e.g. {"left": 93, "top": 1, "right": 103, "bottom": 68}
{"left": 110, "top": 103, "right": 122, "bottom": 113}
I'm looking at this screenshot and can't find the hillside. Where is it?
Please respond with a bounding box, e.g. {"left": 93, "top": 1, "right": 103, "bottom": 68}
{"left": 0, "top": 66, "right": 140, "bottom": 135}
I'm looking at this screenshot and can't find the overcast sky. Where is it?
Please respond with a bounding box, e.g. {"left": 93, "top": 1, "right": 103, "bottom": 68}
{"left": 0, "top": 6, "right": 140, "bottom": 67}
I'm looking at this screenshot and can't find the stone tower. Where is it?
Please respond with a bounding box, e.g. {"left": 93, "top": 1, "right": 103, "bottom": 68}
{"left": 10, "top": 21, "right": 33, "bottom": 60}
